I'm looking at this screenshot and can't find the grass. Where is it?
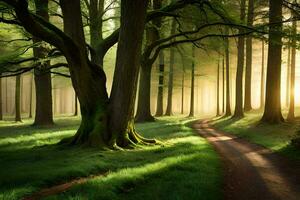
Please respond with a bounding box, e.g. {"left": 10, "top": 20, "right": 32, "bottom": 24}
{"left": 211, "top": 110, "right": 300, "bottom": 161}
{"left": 0, "top": 116, "right": 222, "bottom": 200}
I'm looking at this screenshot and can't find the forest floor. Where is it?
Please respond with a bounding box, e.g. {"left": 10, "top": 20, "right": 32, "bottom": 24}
{"left": 0, "top": 116, "right": 222, "bottom": 200}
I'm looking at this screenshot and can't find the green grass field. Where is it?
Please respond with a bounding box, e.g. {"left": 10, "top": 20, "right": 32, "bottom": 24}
{"left": 0, "top": 117, "right": 222, "bottom": 200}
{"left": 212, "top": 110, "right": 300, "bottom": 161}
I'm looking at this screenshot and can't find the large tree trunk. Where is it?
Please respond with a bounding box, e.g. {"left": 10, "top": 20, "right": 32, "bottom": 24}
{"left": 287, "top": 8, "right": 297, "bottom": 121}
{"left": 189, "top": 46, "right": 195, "bottom": 117}
{"left": 155, "top": 52, "right": 165, "bottom": 116}
{"left": 15, "top": 75, "right": 22, "bottom": 122}
{"left": 135, "top": 63, "right": 155, "bottom": 122}
{"left": 33, "top": 0, "right": 53, "bottom": 126}
{"left": 0, "top": 76, "right": 2, "bottom": 120}
{"left": 261, "top": 0, "right": 284, "bottom": 123}
{"left": 224, "top": 29, "right": 232, "bottom": 116}
{"left": 233, "top": 0, "right": 246, "bottom": 118}
{"left": 165, "top": 19, "right": 177, "bottom": 116}
{"left": 260, "top": 40, "right": 265, "bottom": 109}
{"left": 244, "top": 0, "right": 254, "bottom": 112}
{"left": 108, "top": 0, "right": 153, "bottom": 148}
{"left": 216, "top": 60, "right": 220, "bottom": 116}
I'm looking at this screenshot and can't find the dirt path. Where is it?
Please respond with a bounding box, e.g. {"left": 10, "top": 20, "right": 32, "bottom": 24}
{"left": 194, "top": 120, "right": 300, "bottom": 200}
{"left": 22, "top": 171, "right": 109, "bottom": 200}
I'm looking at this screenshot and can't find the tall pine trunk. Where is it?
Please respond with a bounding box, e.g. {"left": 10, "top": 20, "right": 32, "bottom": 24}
{"left": 181, "top": 54, "right": 185, "bottom": 115}
{"left": 189, "top": 46, "right": 195, "bottom": 117}
{"left": 286, "top": 46, "right": 291, "bottom": 108}
{"left": 165, "top": 19, "right": 177, "bottom": 116}
{"left": 33, "top": 0, "right": 53, "bottom": 126}
{"left": 155, "top": 52, "right": 165, "bottom": 116}
{"left": 261, "top": 0, "right": 284, "bottom": 123}
{"left": 28, "top": 73, "right": 33, "bottom": 118}
{"left": 244, "top": 0, "right": 254, "bottom": 112}
{"left": 15, "top": 75, "right": 22, "bottom": 122}
{"left": 260, "top": 40, "right": 266, "bottom": 109}
{"left": 225, "top": 29, "right": 232, "bottom": 116}
{"left": 216, "top": 60, "right": 220, "bottom": 116}
{"left": 233, "top": 0, "right": 246, "bottom": 118}
{"left": 222, "top": 57, "right": 225, "bottom": 114}
{"left": 287, "top": 8, "right": 297, "bottom": 121}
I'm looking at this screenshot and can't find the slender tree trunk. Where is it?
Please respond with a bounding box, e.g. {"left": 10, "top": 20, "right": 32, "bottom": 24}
{"left": 29, "top": 73, "right": 33, "bottom": 118}
{"left": 189, "top": 46, "right": 195, "bottom": 117}
{"left": 286, "top": 46, "right": 291, "bottom": 108}
{"left": 165, "top": 19, "right": 177, "bottom": 116}
{"left": 135, "top": 63, "right": 155, "bottom": 122}
{"left": 33, "top": 0, "right": 53, "bottom": 126}
{"left": 225, "top": 29, "right": 232, "bottom": 116}
{"left": 233, "top": 0, "right": 246, "bottom": 118}
{"left": 261, "top": 0, "right": 284, "bottom": 123}
{"left": 216, "top": 60, "right": 220, "bottom": 116}
{"left": 244, "top": 0, "right": 254, "bottom": 112}
{"left": 181, "top": 55, "right": 185, "bottom": 115}
{"left": 222, "top": 57, "right": 225, "bottom": 114}
{"left": 287, "top": 8, "right": 297, "bottom": 121}
{"left": 74, "top": 94, "right": 78, "bottom": 116}
{"left": 260, "top": 40, "right": 266, "bottom": 109}
{"left": 155, "top": 52, "right": 165, "bottom": 116}
{"left": 0, "top": 76, "right": 2, "bottom": 120}
{"left": 15, "top": 75, "right": 22, "bottom": 122}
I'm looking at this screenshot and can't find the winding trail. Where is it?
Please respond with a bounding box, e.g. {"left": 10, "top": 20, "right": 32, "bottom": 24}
{"left": 193, "top": 120, "right": 300, "bottom": 200}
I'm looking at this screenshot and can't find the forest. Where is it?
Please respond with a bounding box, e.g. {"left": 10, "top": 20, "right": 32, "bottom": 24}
{"left": 0, "top": 0, "right": 300, "bottom": 199}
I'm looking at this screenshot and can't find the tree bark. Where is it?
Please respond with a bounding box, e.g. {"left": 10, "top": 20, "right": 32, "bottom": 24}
{"left": 261, "top": 0, "right": 284, "bottom": 123}
{"left": 15, "top": 75, "right": 22, "bottom": 122}
{"left": 222, "top": 57, "right": 225, "bottom": 114}
{"left": 216, "top": 60, "right": 220, "bottom": 116}
{"left": 287, "top": 6, "right": 297, "bottom": 121}
{"left": 225, "top": 29, "right": 232, "bottom": 117}
{"left": 260, "top": 40, "right": 265, "bottom": 109}
{"left": 181, "top": 54, "right": 185, "bottom": 115}
{"left": 0, "top": 76, "right": 2, "bottom": 120}
{"left": 135, "top": 63, "right": 155, "bottom": 122}
{"left": 189, "top": 46, "right": 195, "bottom": 117}
{"left": 233, "top": 0, "right": 246, "bottom": 118}
{"left": 155, "top": 52, "right": 165, "bottom": 116}
{"left": 33, "top": 0, "right": 53, "bottom": 126}
{"left": 244, "top": 0, "right": 254, "bottom": 112}
{"left": 28, "top": 73, "right": 33, "bottom": 118}
{"left": 165, "top": 19, "right": 177, "bottom": 116}
{"left": 108, "top": 0, "right": 153, "bottom": 148}
{"left": 74, "top": 94, "right": 78, "bottom": 116}
{"left": 286, "top": 46, "right": 291, "bottom": 108}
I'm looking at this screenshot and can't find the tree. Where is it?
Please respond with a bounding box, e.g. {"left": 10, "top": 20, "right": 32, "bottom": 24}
{"left": 32, "top": 0, "right": 54, "bottom": 126}
{"left": 180, "top": 51, "right": 185, "bottom": 115}
{"left": 222, "top": 57, "right": 225, "bottom": 114}
{"left": 233, "top": 0, "right": 246, "bottom": 118}
{"left": 286, "top": 46, "right": 291, "bottom": 108}
{"left": 260, "top": 39, "right": 265, "bottom": 109}
{"left": 261, "top": 0, "right": 284, "bottom": 123}
{"left": 0, "top": 76, "right": 2, "bottom": 120}
{"left": 28, "top": 72, "right": 33, "bottom": 118}
{"left": 155, "top": 52, "right": 165, "bottom": 116}
{"left": 216, "top": 59, "right": 220, "bottom": 116}
{"left": 287, "top": 3, "right": 297, "bottom": 121}
{"left": 15, "top": 75, "right": 21, "bottom": 122}
{"left": 244, "top": 0, "right": 254, "bottom": 112}
{"left": 224, "top": 28, "right": 232, "bottom": 116}
{"left": 135, "top": 0, "right": 162, "bottom": 122}
{"left": 165, "top": 19, "right": 177, "bottom": 116}
{"left": 189, "top": 46, "right": 195, "bottom": 117}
